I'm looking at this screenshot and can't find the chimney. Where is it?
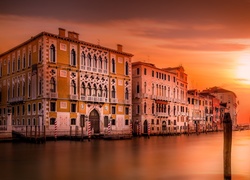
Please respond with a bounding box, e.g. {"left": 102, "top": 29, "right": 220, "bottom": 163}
{"left": 117, "top": 44, "right": 123, "bottom": 52}
{"left": 68, "top": 31, "right": 79, "bottom": 40}
{"left": 58, "top": 28, "right": 66, "bottom": 37}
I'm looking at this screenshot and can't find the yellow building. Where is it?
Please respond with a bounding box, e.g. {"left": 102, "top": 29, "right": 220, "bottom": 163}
{"left": 0, "top": 28, "right": 133, "bottom": 138}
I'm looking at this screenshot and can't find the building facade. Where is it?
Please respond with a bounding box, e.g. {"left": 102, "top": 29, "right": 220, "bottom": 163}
{"left": 201, "top": 87, "right": 238, "bottom": 127}
{"left": 132, "top": 62, "right": 188, "bottom": 135}
{"left": 0, "top": 28, "right": 133, "bottom": 137}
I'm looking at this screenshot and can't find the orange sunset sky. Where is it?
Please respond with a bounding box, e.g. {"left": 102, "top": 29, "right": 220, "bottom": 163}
{"left": 0, "top": 0, "right": 250, "bottom": 124}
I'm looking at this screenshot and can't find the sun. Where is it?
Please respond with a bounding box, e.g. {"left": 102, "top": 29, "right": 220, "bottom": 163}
{"left": 236, "top": 54, "right": 250, "bottom": 85}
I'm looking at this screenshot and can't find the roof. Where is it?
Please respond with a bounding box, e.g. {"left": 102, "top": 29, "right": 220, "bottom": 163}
{"left": 202, "top": 86, "right": 237, "bottom": 98}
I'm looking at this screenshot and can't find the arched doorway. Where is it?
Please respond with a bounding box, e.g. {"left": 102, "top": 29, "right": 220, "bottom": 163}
{"left": 89, "top": 109, "right": 100, "bottom": 133}
{"left": 162, "top": 121, "right": 166, "bottom": 131}
{"left": 143, "top": 120, "right": 148, "bottom": 134}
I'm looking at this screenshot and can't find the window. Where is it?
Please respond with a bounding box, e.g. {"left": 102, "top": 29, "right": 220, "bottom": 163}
{"left": 81, "top": 82, "right": 86, "bottom": 96}
{"left": 28, "top": 104, "right": 31, "bottom": 115}
{"left": 80, "top": 115, "right": 85, "bottom": 127}
{"left": 144, "top": 102, "right": 147, "bottom": 114}
{"left": 50, "top": 44, "right": 56, "bottom": 63}
{"left": 12, "top": 107, "right": 15, "bottom": 115}
{"left": 87, "top": 53, "right": 91, "bottom": 67}
{"left": 151, "top": 119, "right": 154, "bottom": 124}
{"left": 125, "top": 61, "right": 129, "bottom": 75}
{"left": 104, "top": 116, "right": 109, "bottom": 127}
{"left": 71, "top": 103, "right": 76, "bottom": 112}
{"left": 81, "top": 52, "right": 86, "bottom": 69}
{"left": 125, "top": 119, "right": 129, "bottom": 125}
{"left": 71, "top": 49, "right": 76, "bottom": 66}
{"left": 50, "top": 118, "right": 56, "bottom": 125}
{"left": 152, "top": 103, "right": 155, "bottom": 114}
{"left": 71, "top": 80, "right": 77, "bottom": 95}
{"left": 136, "top": 83, "right": 140, "bottom": 93}
{"left": 27, "top": 119, "right": 31, "bottom": 126}
{"left": 93, "top": 55, "right": 97, "bottom": 68}
{"left": 112, "top": 106, "right": 116, "bottom": 114}
{"left": 28, "top": 51, "right": 31, "bottom": 67}
{"left": 17, "top": 106, "right": 20, "bottom": 115}
{"left": 39, "top": 46, "right": 42, "bottom": 62}
{"left": 33, "top": 103, "right": 36, "bottom": 114}
{"left": 50, "top": 102, "right": 56, "bottom": 112}
{"left": 144, "top": 68, "right": 147, "bottom": 75}
{"left": 38, "top": 103, "right": 42, "bottom": 113}
{"left": 125, "top": 107, "right": 129, "bottom": 115}
{"left": 28, "top": 80, "right": 31, "bottom": 98}
{"left": 104, "top": 57, "right": 108, "bottom": 71}
{"left": 71, "top": 118, "right": 76, "bottom": 125}
{"left": 12, "top": 58, "right": 15, "bottom": 73}
{"left": 137, "top": 105, "right": 140, "bottom": 114}
{"left": 111, "top": 86, "right": 116, "bottom": 98}
{"left": 17, "top": 57, "right": 20, "bottom": 71}
{"left": 137, "top": 68, "right": 140, "bottom": 75}
{"left": 152, "top": 70, "right": 154, "bottom": 77}
{"left": 112, "top": 119, "right": 116, "bottom": 125}
{"left": 23, "top": 54, "right": 26, "bottom": 69}
{"left": 111, "top": 58, "right": 116, "bottom": 73}
{"left": 38, "top": 78, "right": 42, "bottom": 95}
{"left": 98, "top": 56, "right": 102, "bottom": 69}
{"left": 125, "top": 88, "right": 129, "bottom": 100}
{"left": 7, "top": 60, "right": 10, "bottom": 74}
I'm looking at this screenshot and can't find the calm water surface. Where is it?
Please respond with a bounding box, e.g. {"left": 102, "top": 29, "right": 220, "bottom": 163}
{"left": 0, "top": 131, "right": 250, "bottom": 180}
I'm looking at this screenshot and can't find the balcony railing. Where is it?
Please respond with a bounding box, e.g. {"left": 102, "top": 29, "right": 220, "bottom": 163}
{"left": 124, "top": 99, "right": 131, "bottom": 104}
{"left": 111, "top": 98, "right": 118, "bottom": 103}
{"left": 69, "top": 94, "right": 78, "bottom": 100}
{"left": 50, "top": 92, "right": 58, "bottom": 99}
{"left": 8, "top": 96, "right": 24, "bottom": 103}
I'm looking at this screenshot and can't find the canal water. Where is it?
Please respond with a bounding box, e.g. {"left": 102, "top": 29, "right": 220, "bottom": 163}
{"left": 0, "top": 131, "right": 249, "bottom": 180}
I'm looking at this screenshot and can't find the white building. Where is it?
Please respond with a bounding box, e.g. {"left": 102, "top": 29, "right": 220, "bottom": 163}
{"left": 132, "top": 62, "right": 188, "bottom": 135}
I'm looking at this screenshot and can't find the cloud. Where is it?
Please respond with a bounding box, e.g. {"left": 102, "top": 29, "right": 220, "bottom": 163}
{"left": 158, "top": 42, "right": 248, "bottom": 52}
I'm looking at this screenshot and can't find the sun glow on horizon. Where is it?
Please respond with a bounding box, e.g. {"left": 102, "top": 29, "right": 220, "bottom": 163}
{"left": 236, "top": 54, "right": 250, "bottom": 85}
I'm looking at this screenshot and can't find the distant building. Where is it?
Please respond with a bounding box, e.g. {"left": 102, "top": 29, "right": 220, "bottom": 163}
{"left": 132, "top": 61, "right": 188, "bottom": 135}
{"left": 187, "top": 90, "right": 221, "bottom": 132}
{"left": 201, "top": 87, "right": 238, "bottom": 127}
{"left": 0, "top": 28, "right": 133, "bottom": 137}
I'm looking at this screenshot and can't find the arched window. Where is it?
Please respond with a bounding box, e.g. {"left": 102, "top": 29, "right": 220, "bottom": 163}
{"left": 98, "top": 85, "right": 102, "bottom": 97}
{"left": 111, "top": 86, "right": 116, "bottom": 98}
{"left": 93, "top": 84, "right": 97, "bottom": 96}
{"left": 71, "top": 49, "right": 76, "bottom": 66}
{"left": 98, "top": 56, "right": 102, "bottom": 69}
{"left": 87, "top": 53, "right": 91, "bottom": 67}
{"left": 125, "top": 87, "right": 129, "bottom": 100}
{"left": 22, "top": 82, "right": 25, "bottom": 96}
{"left": 81, "top": 52, "right": 85, "bottom": 68}
{"left": 88, "top": 83, "right": 92, "bottom": 96}
{"left": 144, "top": 82, "right": 146, "bottom": 93}
{"left": 50, "top": 77, "right": 56, "bottom": 92}
{"left": 125, "top": 61, "right": 129, "bottom": 75}
{"left": 111, "top": 58, "right": 115, "bottom": 73}
{"left": 144, "top": 102, "right": 147, "bottom": 114}
{"left": 39, "top": 79, "right": 42, "bottom": 95}
{"left": 93, "top": 55, "right": 97, "bottom": 68}
{"left": 17, "top": 57, "right": 20, "bottom": 71}
{"left": 81, "top": 82, "right": 86, "bottom": 96}
{"left": 104, "top": 57, "right": 108, "bottom": 71}
{"left": 104, "top": 85, "right": 108, "bottom": 98}
{"left": 71, "top": 80, "right": 76, "bottom": 95}
{"left": 39, "top": 46, "right": 42, "bottom": 62}
{"left": 23, "top": 54, "right": 26, "bottom": 69}
{"left": 17, "top": 84, "right": 20, "bottom": 97}
{"left": 152, "top": 103, "right": 155, "bottom": 114}
{"left": 50, "top": 44, "right": 56, "bottom": 63}
{"left": 28, "top": 80, "right": 31, "bottom": 97}
{"left": 136, "top": 83, "right": 140, "bottom": 93}
{"left": 12, "top": 84, "right": 15, "bottom": 98}
{"left": 28, "top": 52, "right": 31, "bottom": 67}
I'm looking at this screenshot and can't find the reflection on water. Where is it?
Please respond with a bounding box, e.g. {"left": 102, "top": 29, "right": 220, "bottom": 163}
{"left": 0, "top": 131, "right": 249, "bottom": 180}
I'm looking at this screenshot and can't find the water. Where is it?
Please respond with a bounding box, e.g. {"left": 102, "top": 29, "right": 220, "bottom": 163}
{"left": 0, "top": 131, "right": 250, "bottom": 180}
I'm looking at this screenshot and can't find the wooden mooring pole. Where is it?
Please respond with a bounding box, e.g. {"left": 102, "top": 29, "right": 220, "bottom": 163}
{"left": 223, "top": 112, "right": 232, "bottom": 180}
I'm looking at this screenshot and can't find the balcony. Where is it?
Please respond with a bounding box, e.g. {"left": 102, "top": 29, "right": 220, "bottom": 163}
{"left": 143, "top": 93, "right": 149, "bottom": 98}
{"left": 111, "top": 98, "right": 118, "bottom": 103}
{"left": 81, "top": 95, "right": 86, "bottom": 101}
{"left": 124, "top": 99, "right": 131, "bottom": 105}
{"left": 87, "top": 66, "right": 91, "bottom": 71}
{"left": 8, "top": 96, "right": 24, "bottom": 104}
{"left": 151, "top": 95, "right": 157, "bottom": 99}
{"left": 87, "top": 96, "right": 94, "bottom": 101}
{"left": 69, "top": 94, "right": 78, "bottom": 100}
{"left": 50, "top": 92, "right": 58, "bottom": 99}
{"left": 92, "top": 67, "right": 97, "bottom": 72}
{"left": 156, "top": 112, "right": 168, "bottom": 117}
{"left": 98, "top": 69, "right": 102, "bottom": 73}
{"left": 133, "top": 93, "right": 141, "bottom": 99}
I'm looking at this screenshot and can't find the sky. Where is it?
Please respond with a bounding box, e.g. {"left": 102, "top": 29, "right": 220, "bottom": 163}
{"left": 0, "top": 0, "right": 250, "bottom": 123}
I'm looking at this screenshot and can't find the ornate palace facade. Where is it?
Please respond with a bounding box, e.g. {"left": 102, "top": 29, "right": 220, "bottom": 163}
{"left": 0, "top": 28, "right": 133, "bottom": 137}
